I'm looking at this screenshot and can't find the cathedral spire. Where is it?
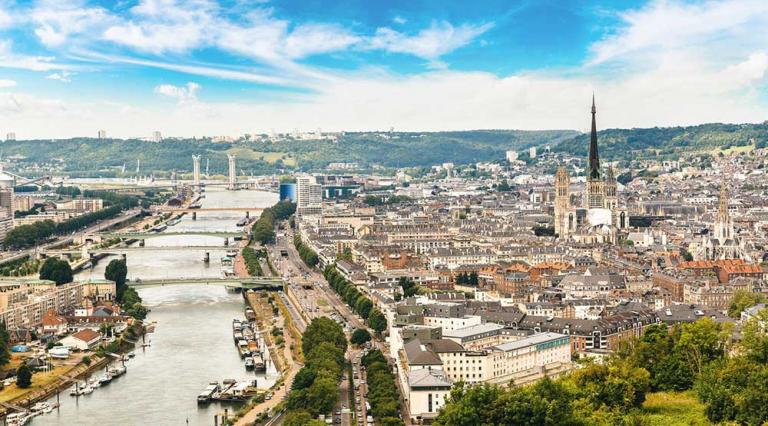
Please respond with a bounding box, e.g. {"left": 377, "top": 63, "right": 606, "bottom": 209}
{"left": 589, "top": 94, "right": 600, "bottom": 180}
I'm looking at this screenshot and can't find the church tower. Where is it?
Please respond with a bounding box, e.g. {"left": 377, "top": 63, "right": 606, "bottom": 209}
{"left": 604, "top": 165, "right": 618, "bottom": 210}
{"left": 714, "top": 178, "right": 733, "bottom": 243}
{"left": 586, "top": 95, "right": 604, "bottom": 209}
{"left": 554, "top": 165, "right": 571, "bottom": 237}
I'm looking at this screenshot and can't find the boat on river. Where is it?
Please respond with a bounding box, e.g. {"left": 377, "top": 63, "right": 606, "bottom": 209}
{"left": 5, "top": 412, "right": 31, "bottom": 426}
{"left": 251, "top": 353, "right": 266, "bottom": 372}
{"left": 197, "top": 382, "right": 220, "bottom": 404}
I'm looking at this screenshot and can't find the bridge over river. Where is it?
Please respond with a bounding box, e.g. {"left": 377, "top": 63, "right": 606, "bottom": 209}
{"left": 44, "top": 245, "right": 233, "bottom": 256}
{"left": 97, "top": 231, "right": 244, "bottom": 239}
{"left": 125, "top": 276, "right": 283, "bottom": 290}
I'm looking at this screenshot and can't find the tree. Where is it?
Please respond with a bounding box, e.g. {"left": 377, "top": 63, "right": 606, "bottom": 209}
{"left": 0, "top": 321, "right": 9, "bottom": 366}
{"left": 435, "top": 382, "right": 504, "bottom": 426}
{"left": 398, "top": 277, "right": 418, "bottom": 298}
{"left": 301, "top": 317, "right": 347, "bottom": 356}
{"left": 16, "top": 364, "right": 33, "bottom": 388}
{"left": 105, "top": 259, "right": 128, "bottom": 302}
{"left": 728, "top": 290, "right": 765, "bottom": 318}
{"left": 39, "top": 258, "right": 73, "bottom": 285}
{"left": 368, "top": 309, "right": 387, "bottom": 334}
{"left": 355, "top": 297, "right": 373, "bottom": 319}
{"left": 336, "top": 247, "right": 354, "bottom": 262}
{"left": 351, "top": 329, "right": 372, "bottom": 345}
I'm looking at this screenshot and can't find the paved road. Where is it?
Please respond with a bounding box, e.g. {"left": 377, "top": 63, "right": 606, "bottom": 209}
{"left": 268, "top": 230, "right": 379, "bottom": 426}
{"left": 0, "top": 208, "right": 142, "bottom": 265}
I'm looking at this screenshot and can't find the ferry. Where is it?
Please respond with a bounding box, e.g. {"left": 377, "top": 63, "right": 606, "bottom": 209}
{"left": 237, "top": 340, "right": 250, "bottom": 358}
{"left": 155, "top": 224, "right": 168, "bottom": 232}
{"left": 244, "top": 357, "right": 255, "bottom": 370}
{"left": 197, "top": 382, "right": 220, "bottom": 404}
{"left": 167, "top": 217, "right": 181, "bottom": 226}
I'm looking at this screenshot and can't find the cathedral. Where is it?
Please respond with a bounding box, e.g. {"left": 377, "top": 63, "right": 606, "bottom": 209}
{"left": 553, "top": 96, "right": 629, "bottom": 244}
{"left": 688, "top": 178, "right": 749, "bottom": 261}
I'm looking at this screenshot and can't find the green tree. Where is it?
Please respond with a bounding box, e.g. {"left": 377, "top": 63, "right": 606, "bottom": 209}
{"left": 435, "top": 382, "right": 504, "bottom": 426}
{"left": 355, "top": 297, "right": 373, "bottom": 319}
{"left": 16, "top": 364, "right": 33, "bottom": 388}
{"left": 105, "top": 259, "right": 128, "bottom": 302}
{"left": 368, "top": 309, "right": 387, "bottom": 334}
{"left": 398, "top": 277, "right": 418, "bottom": 298}
{"left": 351, "top": 329, "right": 372, "bottom": 345}
{"left": 301, "top": 317, "right": 347, "bottom": 356}
{"left": 728, "top": 289, "right": 765, "bottom": 318}
{"left": 39, "top": 258, "right": 73, "bottom": 285}
{"left": 0, "top": 322, "right": 9, "bottom": 366}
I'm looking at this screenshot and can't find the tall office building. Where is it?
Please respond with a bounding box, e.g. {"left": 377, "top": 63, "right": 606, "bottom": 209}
{"left": 296, "top": 175, "right": 322, "bottom": 216}
{"left": 97, "top": 130, "right": 107, "bottom": 139}
{"left": 152, "top": 131, "right": 163, "bottom": 142}
{"left": 6, "top": 133, "right": 16, "bottom": 142}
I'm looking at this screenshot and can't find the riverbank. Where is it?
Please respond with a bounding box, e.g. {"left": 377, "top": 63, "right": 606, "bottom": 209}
{"left": 234, "top": 292, "right": 302, "bottom": 426}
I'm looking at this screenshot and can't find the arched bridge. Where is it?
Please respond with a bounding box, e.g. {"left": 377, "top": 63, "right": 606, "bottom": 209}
{"left": 126, "top": 277, "right": 284, "bottom": 290}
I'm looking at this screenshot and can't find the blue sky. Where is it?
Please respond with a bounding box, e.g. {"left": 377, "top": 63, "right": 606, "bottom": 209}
{"left": 0, "top": 0, "right": 767, "bottom": 138}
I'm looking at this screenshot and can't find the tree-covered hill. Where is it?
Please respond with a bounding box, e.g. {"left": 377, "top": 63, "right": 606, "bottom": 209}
{"left": 554, "top": 122, "right": 768, "bottom": 160}
{"left": 0, "top": 129, "right": 577, "bottom": 174}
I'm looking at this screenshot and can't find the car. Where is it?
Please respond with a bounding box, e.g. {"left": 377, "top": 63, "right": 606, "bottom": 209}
{"left": 335, "top": 410, "right": 341, "bottom": 416}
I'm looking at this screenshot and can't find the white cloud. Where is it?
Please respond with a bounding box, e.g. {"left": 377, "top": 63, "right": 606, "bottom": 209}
{"left": 0, "top": 39, "right": 73, "bottom": 72}
{"left": 154, "top": 82, "right": 201, "bottom": 103}
{"left": 393, "top": 16, "right": 407, "bottom": 25}
{"left": 0, "top": 8, "right": 11, "bottom": 29}
{"left": 46, "top": 71, "right": 74, "bottom": 83}
{"left": 370, "top": 21, "right": 493, "bottom": 60}
{"left": 590, "top": 0, "right": 768, "bottom": 65}
{"left": 0, "top": 79, "right": 16, "bottom": 88}
{"left": 31, "top": 0, "right": 113, "bottom": 47}
{"left": 103, "top": 0, "right": 215, "bottom": 54}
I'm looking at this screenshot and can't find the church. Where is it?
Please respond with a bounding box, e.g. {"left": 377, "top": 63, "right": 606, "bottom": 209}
{"left": 688, "top": 179, "right": 749, "bottom": 261}
{"left": 553, "top": 96, "right": 629, "bottom": 244}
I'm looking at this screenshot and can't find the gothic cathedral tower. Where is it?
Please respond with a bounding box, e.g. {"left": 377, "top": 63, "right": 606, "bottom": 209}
{"left": 586, "top": 95, "right": 605, "bottom": 209}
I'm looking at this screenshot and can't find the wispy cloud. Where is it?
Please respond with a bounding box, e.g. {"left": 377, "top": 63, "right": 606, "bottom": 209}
{"left": 370, "top": 21, "right": 494, "bottom": 61}
{"left": 0, "top": 79, "right": 16, "bottom": 88}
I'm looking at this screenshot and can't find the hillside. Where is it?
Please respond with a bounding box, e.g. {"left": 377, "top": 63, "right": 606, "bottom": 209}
{"left": 3, "top": 123, "right": 766, "bottom": 175}
{"left": 554, "top": 122, "right": 768, "bottom": 160}
{"left": 0, "top": 130, "right": 577, "bottom": 174}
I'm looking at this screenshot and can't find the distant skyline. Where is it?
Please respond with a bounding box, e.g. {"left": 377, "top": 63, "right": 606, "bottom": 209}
{"left": 0, "top": 0, "right": 767, "bottom": 138}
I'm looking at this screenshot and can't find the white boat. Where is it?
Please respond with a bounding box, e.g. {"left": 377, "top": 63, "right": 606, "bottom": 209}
{"left": 109, "top": 365, "right": 127, "bottom": 377}
{"left": 5, "top": 412, "right": 31, "bottom": 426}
{"left": 82, "top": 384, "right": 94, "bottom": 394}
{"left": 30, "top": 402, "right": 50, "bottom": 413}
{"left": 88, "top": 377, "right": 101, "bottom": 388}
{"left": 98, "top": 372, "right": 113, "bottom": 385}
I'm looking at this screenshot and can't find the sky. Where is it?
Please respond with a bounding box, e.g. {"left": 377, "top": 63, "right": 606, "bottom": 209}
{"left": 0, "top": 0, "right": 767, "bottom": 139}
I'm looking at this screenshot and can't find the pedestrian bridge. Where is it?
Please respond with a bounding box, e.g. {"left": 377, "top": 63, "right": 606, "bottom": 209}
{"left": 126, "top": 277, "right": 284, "bottom": 290}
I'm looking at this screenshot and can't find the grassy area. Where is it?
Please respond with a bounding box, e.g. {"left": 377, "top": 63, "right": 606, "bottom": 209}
{"left": 0, "top": 365, "right": 73, "bottom": 403}
{"left": 715, "top": 143, "right": 755, "bottom": 155}
{"left": 639, "top": 391, "right": 712, "bottom": 426}
{"left": 225, "top": 148, "right": 296, "bottom": 166}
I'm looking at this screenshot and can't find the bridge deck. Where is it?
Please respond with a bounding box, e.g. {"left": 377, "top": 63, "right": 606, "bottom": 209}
{"left": 126, "top": 277, "right": 283, "bottom": 289}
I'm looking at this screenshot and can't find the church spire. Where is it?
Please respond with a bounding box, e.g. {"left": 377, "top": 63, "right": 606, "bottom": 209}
{"left": 589, "top": 94, "right": 600, "bottom": 180}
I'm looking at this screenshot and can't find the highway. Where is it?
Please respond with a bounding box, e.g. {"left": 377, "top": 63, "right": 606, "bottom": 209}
{"left": 0, "top": 208, "right": 143, "bottom": 265}
{"left": 268, "top": 229, "right": 374, "bottom": 426}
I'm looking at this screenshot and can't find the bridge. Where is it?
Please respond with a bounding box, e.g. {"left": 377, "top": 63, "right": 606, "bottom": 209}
{"left": 98, "top": 231, "right": 244, "bottom": 239}
{"left": 126, "top": 276, "right": 284, "bottom": 290}
{"left": 153, "top": 207, "right": 265, "bottom": 213}
{"left": 44, "top": 245, "right": 233, "bottom": 256}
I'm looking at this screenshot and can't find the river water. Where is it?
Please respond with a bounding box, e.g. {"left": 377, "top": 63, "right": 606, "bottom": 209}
{"left": 32, "top": 188, "right": 279, "bottom": 426}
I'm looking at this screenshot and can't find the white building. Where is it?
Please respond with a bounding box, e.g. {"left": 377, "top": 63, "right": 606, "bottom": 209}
{"left": 97, "top": 130, "right": 107, "bottom": 139}
{"left": 296, "top": 175, "right": 322, "bottom": 216}
{"left": 407, "top": 368, "right": 452, "bottom": 423}
{"left": 529, "top": 146, "right": 537, "bottom": 158}
{"left": 505, "top": 150, "right": 518, "bottom": 162}
{"left": 6, "top": 132, "right": 15, "bottom": 141}
{"left": 152, "top": 131, "right": 163, "bottom": 142}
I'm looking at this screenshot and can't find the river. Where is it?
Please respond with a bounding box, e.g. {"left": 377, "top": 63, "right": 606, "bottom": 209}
{"left": 32, "top": 188, "right": 279, "bottom": 426}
